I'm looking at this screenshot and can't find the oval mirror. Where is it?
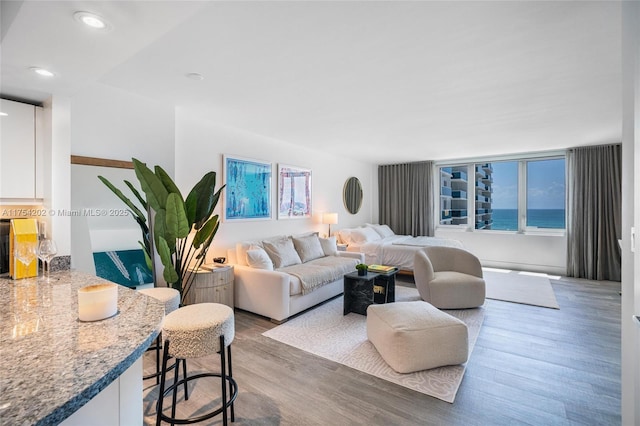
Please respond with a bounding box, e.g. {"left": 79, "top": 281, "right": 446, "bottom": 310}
{"left": 343, "top": 177, "right": 363, "bottom": 214}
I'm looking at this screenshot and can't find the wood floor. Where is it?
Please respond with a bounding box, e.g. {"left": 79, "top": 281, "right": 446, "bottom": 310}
{"left": 142, "top": 275, "right": 621, "bottom": 425}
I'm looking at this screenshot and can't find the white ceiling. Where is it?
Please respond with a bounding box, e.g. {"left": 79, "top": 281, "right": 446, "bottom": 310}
{"left": 1, "top": 1, "right": 622, "bottom": 164}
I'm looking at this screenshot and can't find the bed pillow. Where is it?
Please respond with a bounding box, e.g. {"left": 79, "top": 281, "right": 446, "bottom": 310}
{"left": 319, "top": 236, "right": 338, "bottom": 256}
{"left": 350, "top": 227, "right": 382, "bottom": 244}
{"left": 263, "top": 237, "right": 302, "bottom": 268}
{"left": 292, "top": 234, "right": 325, "bottom": 263}
{"left": 378, "top": 224, "right": 395, "bottom": 238}
{"left": 366, "top": 223, "right": 395, "bottom": 238}
{"left": 245, "top": 247, "right": 274, "bottom": 270}
{"left": 337, "top": 228, "right": 359, "bottom": 244}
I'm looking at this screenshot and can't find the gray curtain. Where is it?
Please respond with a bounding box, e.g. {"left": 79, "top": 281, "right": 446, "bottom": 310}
{"left": 378, "top": 161, "right": 434, "bottom": 236}
{"left": 566, "top": 144, "right": 622, "bottom": 281}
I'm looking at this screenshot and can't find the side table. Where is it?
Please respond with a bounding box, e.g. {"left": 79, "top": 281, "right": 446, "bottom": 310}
{"left": 183, "top": 265, "right": 234, "bottom": 308}
{"left": 343, "top": 269, "right": 398, "bottom": 315}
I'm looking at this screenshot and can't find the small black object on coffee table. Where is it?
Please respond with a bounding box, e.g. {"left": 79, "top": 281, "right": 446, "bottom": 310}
{"left": 343, "top": 269, "right": 397, "bottom": 315}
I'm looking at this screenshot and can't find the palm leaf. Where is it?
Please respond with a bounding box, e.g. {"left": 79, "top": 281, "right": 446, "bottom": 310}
{"left": 165, "top": 193, "right": 190, "bottom": 243}
{"left": 98, "top": 175, "right": 147, "bottom": 221}
{"left": 133, "top": 158, "right": 168, "bottom": 213}
{"left": 158, "top": 236, "right": 179, "bottom": 286}
{"left": 124, "top": 180, "right": 148, "bottom": 211}
{"left": 155, "top": 165, "right": 183, "bottom": 198}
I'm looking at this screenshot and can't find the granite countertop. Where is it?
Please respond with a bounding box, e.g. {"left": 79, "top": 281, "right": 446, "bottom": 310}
{"left": 0, "top": 270, "right": 165, "bottom": 425}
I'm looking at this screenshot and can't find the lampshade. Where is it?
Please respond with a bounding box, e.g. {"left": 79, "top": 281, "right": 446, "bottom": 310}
{"left": 322, "top": 212, "right": 338, "bottom": 225}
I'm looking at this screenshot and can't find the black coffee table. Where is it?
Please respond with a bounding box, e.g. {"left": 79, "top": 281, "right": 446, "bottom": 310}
{"left": 343, "top": 269, "right": 397, "bottom": 315}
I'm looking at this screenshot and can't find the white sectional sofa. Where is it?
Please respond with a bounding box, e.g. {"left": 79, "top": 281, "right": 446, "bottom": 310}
{"left": 227, "top": 233, "right": 364, "bottom": 323}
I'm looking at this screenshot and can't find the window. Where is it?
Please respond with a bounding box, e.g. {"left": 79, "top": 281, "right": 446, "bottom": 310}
{"left": 438, "top": 156, "right": 565, "bottom": 232}
{"left": 440, "top": 167, "right": 468, "bottom": 225}
{"left": 485, "top": 161, "right": 518, "bottom": 231}
{"left": 526, "top": 158, "right": 566, "bottom": 229}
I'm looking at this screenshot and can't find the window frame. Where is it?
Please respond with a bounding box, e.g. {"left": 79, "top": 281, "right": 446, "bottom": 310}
{"left": 435, "top": 152, "right": 566, "bottom": 235}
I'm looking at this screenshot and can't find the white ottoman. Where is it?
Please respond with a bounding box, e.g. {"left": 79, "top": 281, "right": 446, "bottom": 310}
{"left": 367, "top": 301, "right": 469, "bottom": 373}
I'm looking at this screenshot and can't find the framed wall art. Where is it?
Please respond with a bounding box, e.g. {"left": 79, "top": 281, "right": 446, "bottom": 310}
{"left": 223, "top": 155, "right": 272, "bottom": 221}
{"left": 278, "top": 164, "right": 312, "bottom": 219}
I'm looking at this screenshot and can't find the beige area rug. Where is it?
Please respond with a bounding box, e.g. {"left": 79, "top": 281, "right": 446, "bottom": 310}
{"left": 483, "top": 267, "right": 560, "bottom": 309}
{"left": 262, "top": 286, "right": 484, "bottom": 403}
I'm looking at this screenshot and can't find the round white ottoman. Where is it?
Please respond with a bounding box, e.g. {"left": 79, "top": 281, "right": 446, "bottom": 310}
{"left": 366, "top": 301, "right": 469, "bottom": 373}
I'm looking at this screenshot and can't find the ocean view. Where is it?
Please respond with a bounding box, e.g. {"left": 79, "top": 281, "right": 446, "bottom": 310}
{"left": 491, "top": 209, "right": 565, "bottom": 230}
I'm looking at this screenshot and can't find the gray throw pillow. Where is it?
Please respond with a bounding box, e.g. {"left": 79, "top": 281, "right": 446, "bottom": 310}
{"left": 292, "top": 234, "right": 325, "bottom": 263}
{"left": 263, "top": 237, "right": 302, "bottom": 268}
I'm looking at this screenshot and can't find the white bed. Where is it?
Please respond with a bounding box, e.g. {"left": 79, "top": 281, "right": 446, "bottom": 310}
{"left": 336, "top": 225, "right": 463, "bottom": 272}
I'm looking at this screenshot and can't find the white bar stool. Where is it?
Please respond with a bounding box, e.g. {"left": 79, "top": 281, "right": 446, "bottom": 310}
{"left": 139, "top": 287, "right": 181, "bottom": 384}
{"left": 156, "top": 302, "right": 237, "bottom": 426}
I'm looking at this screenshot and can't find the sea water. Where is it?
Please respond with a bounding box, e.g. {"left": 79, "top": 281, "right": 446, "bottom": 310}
{"left": 491, "top": 209, "right": 565, "bottom": 231}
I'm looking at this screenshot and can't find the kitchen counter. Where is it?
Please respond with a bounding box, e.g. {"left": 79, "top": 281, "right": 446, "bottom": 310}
{"left": 0, "top": 270, "right": 164, "bottom": 425}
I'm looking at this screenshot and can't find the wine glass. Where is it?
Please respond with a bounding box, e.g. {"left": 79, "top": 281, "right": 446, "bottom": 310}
{"left": 37, "top": 239, "right": 57, "bottom": 282}
{"left": 14, "top": 238, "right": 37, "bottom": 272}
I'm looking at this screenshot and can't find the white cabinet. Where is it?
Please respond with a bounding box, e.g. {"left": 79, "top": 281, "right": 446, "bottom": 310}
{"left": 0, "top": 99, "right": 43, "bottom": 199}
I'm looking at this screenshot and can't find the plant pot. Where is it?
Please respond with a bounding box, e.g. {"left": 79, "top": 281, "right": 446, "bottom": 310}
{"left": 358, "top": 269, "right": 366, "bottom": 276}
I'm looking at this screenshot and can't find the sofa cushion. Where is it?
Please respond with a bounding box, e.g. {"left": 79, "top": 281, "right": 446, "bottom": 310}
{"left": 279, "top": 255, "right": 358, "bottom": 295}
{"left": 246, "top": 247, "right": 274, "bottom": 270}
{"left": 263, "top": 237, "right": 302, "bottom": 268}
{"left": 319, "top": 236, "right": 338, "bottom": 256}
{"left": 292, "top": 234, "right": 325, "bottom": 263}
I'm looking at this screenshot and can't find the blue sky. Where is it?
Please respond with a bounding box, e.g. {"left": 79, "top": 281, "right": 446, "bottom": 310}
{"left": 491, "top": 159, "right": 565, "bottom": 209}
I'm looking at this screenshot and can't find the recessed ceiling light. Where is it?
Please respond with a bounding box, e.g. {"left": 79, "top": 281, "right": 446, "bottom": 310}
{"left": 186, "top": 72, "right": 204, "bottom": 81}
{"left": 74, "top": 11, "right": 110, "bottom": 30}
{"left": 29, "top": 67, "right": 55, "bottom": 77}
{"left": 0, "top": 112, "right": 8, "bottom": 117}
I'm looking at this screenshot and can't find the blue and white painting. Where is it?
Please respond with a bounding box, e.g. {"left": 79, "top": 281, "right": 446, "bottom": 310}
{"left": 223, "top": 155, "right": 272, "bottom": 221}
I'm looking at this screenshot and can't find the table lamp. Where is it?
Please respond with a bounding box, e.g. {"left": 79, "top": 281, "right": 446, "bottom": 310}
{"left": 322, "top": 212, "right": 338, "bottom": 237}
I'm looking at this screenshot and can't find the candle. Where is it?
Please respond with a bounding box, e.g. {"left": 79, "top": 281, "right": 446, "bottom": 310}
{"left": 78, "top": 283, "right": 118, "bottom": 322}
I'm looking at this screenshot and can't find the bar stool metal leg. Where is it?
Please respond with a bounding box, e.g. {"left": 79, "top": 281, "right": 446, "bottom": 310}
{"left": 227, "top": 345, "right": 235, "bottom": 422}
{"left": 156, "top": 343, "right": 171, "bottom": 426}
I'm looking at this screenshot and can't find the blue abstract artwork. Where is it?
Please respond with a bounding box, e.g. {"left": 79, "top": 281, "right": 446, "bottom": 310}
{"left": 93, "top": 249, "right": 153, "bottom": 288}
{"left": 223, "top": 155, "right": 272, "bottom": 221}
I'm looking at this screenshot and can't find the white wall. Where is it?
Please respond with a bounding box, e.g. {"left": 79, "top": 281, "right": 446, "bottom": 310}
{"left": 435, "top": 228, "right": 566, "bottom": 275}
{"left": 70, "top": 83, "right": 176, "bottom": 173}
{"left": 621, "top": 1, "right": 639, "bottom": 424}
{"left": 69, "top": 84, "right": 175, "bottom": 272}
{"left": 174, "top": 108, "right": 376, "bottom": 260}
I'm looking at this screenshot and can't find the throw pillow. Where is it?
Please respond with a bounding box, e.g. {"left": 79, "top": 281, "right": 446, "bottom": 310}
{"left": 292, "top": 234, "right": 325, "bottom": 263}
{"left": 263, "top": 237, "right": 302, "bottom": 268}
{"left": 246, "top": 247, "right": 274, "bottom": 270}
{"left": 235, "top": 240, "right": 261, "bottom": 266}
{"left": 319, "top": 236, "right": 338, "bottom": 256}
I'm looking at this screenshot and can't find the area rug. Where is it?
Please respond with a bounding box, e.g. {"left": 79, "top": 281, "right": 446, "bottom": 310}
{"left": 262, "top": 286, "right": 484, "bottom": 403}
{"left": 483, "top": 267, "right": 559, "bottom": 309}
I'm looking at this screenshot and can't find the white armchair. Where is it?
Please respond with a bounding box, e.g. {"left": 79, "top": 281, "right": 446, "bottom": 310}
{"left": 414, "top": 246, "right": 485, "bottom": 309}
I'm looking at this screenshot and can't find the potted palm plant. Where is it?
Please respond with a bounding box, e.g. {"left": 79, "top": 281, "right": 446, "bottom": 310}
{"left": 100, "top": 158, "right": 225, "bottom": 304}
